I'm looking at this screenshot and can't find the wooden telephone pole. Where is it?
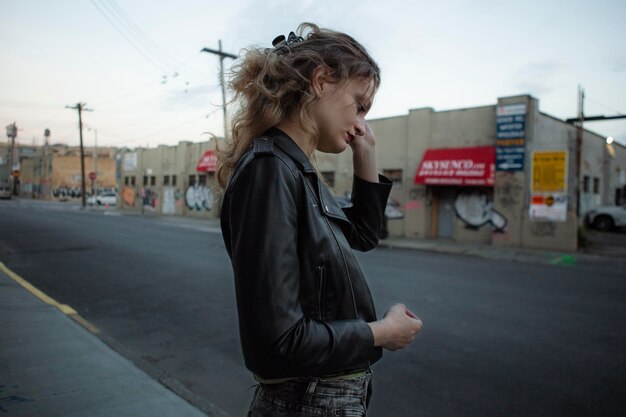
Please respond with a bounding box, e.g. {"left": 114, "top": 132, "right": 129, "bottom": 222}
{"left": 66, "top": 103, "right": 93, "bottom": 208}
{"left": 201, "top": 41, "right": 237, "bottom": 140}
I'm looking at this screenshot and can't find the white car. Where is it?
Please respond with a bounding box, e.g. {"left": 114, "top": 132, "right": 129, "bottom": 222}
{"left": 585, "top": 205, "right": 626, "bottom": 231}
{"left": 88, "top": 192, "right": 117, "bottom": 206}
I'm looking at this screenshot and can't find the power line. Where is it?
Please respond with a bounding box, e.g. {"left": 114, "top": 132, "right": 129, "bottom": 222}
{"left": 584, "top": 96, "right": 624, "bottom": 117}
{"left": 101, "top": 0, "right": 207, "bottom": 78}
{"left": 90, "top": 0, "right": 170, "bottom": 74}
{"left": 90, "top": 0, "right": 208, "bottom": 80}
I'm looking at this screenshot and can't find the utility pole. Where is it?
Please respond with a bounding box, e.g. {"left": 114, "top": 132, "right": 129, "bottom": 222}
{"left": 201, "top": 41, "right": 237, "bottom": 140}
{"left": 575, "top": 86, "right": 584, "bottom": 223}
{"left": 5, "top": 123, "right": 18, "bottom": 197}
{"left": 66, "top": 103, "right": 93, "bottom": 208}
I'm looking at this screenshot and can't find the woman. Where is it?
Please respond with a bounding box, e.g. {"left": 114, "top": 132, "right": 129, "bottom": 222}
{"left": 219, "top": 23, "right": 422, "bottom": 416}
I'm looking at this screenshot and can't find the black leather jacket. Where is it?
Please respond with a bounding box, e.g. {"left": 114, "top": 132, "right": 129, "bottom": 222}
{"left": 221, "top": 128, "right": 392, "bottom": 379}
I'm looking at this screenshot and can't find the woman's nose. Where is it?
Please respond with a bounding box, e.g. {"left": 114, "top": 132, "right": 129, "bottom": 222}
{"left": 354, "top": 117, "right": 365, "bottom": 135}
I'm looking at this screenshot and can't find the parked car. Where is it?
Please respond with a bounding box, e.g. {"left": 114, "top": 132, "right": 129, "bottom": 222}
{"left": 585, "top": 205, "right": 626, "bottom": 231}
{"left": 88, "top": 192, "right": 118, "bottom": 206}
{"left": 0, "top": 180, "right": 11, "bottom": 199}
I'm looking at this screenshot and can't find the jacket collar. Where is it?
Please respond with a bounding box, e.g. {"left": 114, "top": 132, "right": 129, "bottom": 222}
{"left": 264, "top": 127, "right": 316, "bottom": 174}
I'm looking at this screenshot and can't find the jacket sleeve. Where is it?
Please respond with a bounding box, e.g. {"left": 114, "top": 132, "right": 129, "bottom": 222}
{"left": 342, "top": 174, "right": 393, "bottom": 251}
{"left": 222, "top": 156, "right": 377, "bottom": 379}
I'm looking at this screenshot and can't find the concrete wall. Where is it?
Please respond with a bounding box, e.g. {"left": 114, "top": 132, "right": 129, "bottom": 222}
{"left": 119, "top": 140, "right": 219, "bottom": 218}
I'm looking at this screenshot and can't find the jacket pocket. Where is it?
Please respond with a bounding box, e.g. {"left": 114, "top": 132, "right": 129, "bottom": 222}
{"left": 316, "top": 265, "right": 326, "bottom": 321}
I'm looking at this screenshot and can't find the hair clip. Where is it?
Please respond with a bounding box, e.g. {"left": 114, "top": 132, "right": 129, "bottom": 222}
{"left": 272, "top": 31, "right": 304, "bottom": 47}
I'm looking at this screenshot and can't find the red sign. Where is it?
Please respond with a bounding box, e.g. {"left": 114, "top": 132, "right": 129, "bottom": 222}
{"left": 415, "top": 146, "right": 495, "bottom": 186}
{"left": 196, "top": 150, "right": 217, "bottom": 173}
{"left": 89, "top": 172, "right": 97, "bottom": 181}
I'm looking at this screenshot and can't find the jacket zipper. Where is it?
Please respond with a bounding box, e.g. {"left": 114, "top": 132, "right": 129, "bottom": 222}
{"left": 317, "top": 265, "right": 326, "bottom": 320}
{"left": 304, "top": 177, "right": 360, "bottom": 318}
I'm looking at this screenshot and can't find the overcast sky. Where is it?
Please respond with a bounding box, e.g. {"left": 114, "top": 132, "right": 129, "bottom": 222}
{"left": 2, "top": 0, "right": 625, "bottom": 149}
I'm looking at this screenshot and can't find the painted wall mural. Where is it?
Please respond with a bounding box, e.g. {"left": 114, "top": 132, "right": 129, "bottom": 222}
{"left": 185, "top": 185, "right": 213, "bottom": 211}
{"left": 121, "top": 186, "right": 135, "bottom": 207}
{"left": 454, "top": 190, "right": 507, "bottom": 231}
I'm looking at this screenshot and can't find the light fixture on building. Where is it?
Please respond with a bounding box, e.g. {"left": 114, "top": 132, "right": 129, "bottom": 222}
{"left": 606, "top": 136, "right": 614, "bottom": 144}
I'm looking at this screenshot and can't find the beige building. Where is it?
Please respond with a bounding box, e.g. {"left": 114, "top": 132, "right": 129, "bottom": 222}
{"left": 117, "top": 94, "right": 625, "bottom": 251}
{"left": 16, "top": 144, "right": 117, "bottom": 200}
{"left": 118, "top": 140, "right": 219, "bottom": 218}
{"left": 319, "top": 95, "right": 625, "bottom": 251}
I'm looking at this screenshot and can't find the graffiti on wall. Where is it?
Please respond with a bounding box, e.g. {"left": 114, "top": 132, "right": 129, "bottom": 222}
{"left": 162, "top": 187, "right": 182, "bottom": 214}
{"left": 122, "top": 186, "right": 135, "bottom": 207}
{"left": 52, "top": 186, "right": 83, "bottom": 199}
{"left": 495, "top": 172, "right": 523, "bottom": 211}
{"left": 530, "top": 222, "right": 556, "bottom": 237}
{"left": 185, "top": 185, "right": 213, "bottom": 211}
{"left": 454, "top": 190, "right": 507, "bottom": 231}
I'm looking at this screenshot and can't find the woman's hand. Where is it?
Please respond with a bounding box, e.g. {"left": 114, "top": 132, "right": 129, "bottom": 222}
{"left": 351, "top": 121, "right": 378, "bottom": 183}
{"left": 349, "top": 120, "right": 376, "bottom": 151}
{"left": 368, "top": 304, "right": 422, "bottom": 351}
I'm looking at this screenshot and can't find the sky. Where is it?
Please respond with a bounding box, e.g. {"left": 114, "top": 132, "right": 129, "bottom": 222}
{"left": 1, "top": 0, "right": 625, "bottom": 149}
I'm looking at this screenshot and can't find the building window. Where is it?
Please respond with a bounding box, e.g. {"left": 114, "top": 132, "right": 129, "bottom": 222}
{"left": 616, "top": 188, "right": 623, "bottom": 206}
{"left": 583, "top": 176, "right": 590, "bottom": 193}
{"left": 320, "top": 171, "right": 335, "bottom": 187}
{"left": 131, "top": 176, "right": 136, "bottom": 186}
{"left": 124, "top": 176, "right": 129, "bottom": 186}
{"left": 189, "top": 175, "right": 196, "bottom": 186}
{"left": 172, "top": 175, "right": 177, "bottom": 186}
{"left": 198, "top": 174, "right": 207, "bottom": 186}
{"left": 150, "top": 176, "right": 156, "bottom": 186}
{"left": 143, "top": 175, "right": 148, "bottom": 186}
{"left": 593, "top": 177, "right": 600, "bottom": 194}
{"left": 163, "top": 175, "right": 170, "bottom": 186}
{"left": 383, "top": 169, "right": 403, "bottom": 186}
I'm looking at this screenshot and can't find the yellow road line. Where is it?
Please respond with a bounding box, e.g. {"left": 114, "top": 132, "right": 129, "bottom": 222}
{"left": 0, "top": 261, "right": 100, "bottom": 334}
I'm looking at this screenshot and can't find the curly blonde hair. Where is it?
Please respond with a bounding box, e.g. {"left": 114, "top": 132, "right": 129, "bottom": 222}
{"left": 216, "top": 23, "right": 380, "bottom": 189}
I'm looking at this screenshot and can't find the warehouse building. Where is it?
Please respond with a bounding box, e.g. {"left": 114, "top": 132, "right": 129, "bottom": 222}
{"left": 117, "top": 94, "right": 625, "bottom": 251}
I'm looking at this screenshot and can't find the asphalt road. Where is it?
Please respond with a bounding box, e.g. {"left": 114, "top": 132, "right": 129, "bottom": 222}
{"left": 1, "top": 199, "right": 625, "bottom": 417}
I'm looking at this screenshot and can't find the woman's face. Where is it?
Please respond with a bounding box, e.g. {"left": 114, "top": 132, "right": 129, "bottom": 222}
{"left": 312, "top": 76, "right": 376, "bottom": 154}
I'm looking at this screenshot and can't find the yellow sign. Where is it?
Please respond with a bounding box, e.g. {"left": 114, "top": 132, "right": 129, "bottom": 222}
{"left": 532, "top": 151, "right": 567, "bottom": 193}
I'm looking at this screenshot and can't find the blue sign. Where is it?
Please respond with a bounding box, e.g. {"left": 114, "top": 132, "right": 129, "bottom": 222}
{"left": 496, "top": 144, "right": 525, "bottom": 171}
{"left": 496, "top": 115, "right": 526, "bottom": 139}
{"left": 495, "top": 104, "right": 526, "bottom": 171}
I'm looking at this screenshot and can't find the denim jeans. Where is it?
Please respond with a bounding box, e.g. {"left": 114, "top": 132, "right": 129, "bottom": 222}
{"left": 248, "top": 372, "right": 373, "bottom": 416}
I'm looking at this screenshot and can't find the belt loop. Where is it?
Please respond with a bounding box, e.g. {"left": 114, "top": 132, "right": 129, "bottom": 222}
{"left": 303, "top": 378, "right": 319, "bottom": 404}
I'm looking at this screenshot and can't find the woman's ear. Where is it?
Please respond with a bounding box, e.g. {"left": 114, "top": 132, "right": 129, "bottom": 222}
{"left": 311, "top": 66, "right": 332, "bottom": 98}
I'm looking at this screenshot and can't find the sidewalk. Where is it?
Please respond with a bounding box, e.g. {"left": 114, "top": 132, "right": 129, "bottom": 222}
{"left": 0, "top": 264, "right": 210, "bottom": 417}
{"left": 135, "top": 210, "right": 625, "bottom": 266}
{"left": 378, "top": 236, "right": 625, "bottom": 266}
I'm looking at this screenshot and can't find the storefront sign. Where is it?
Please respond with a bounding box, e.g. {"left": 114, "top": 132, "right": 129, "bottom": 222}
{"left": 196, "top": 150, "right": 217, "bottom": 172}
{"left": 415, "top": 146, "right": 495, "bottom": 186}
{"left": 496, "top": 104, "right": 526, "bottom": 171}
{"left": 531, "top": 151, "right": 567, "bottom": 193}
{"left": 529, "top": 194, "right": 567, "bottom": 222}
{"left": 529, "top": 150, "right": 568, "bottom": 222}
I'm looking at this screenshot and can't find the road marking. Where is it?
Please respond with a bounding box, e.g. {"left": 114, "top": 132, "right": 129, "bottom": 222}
{"left": 0, "top": 261, "right": 100, "bottom": 334}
